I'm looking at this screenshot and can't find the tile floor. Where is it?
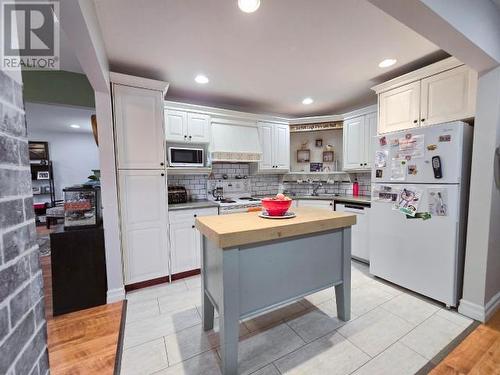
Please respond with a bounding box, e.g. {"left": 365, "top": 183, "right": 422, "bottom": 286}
{"left": 121, "top": 261, "right": 474, "bottom": 375}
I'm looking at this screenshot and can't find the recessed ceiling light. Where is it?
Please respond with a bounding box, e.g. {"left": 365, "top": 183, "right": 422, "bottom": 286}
{"left": 195, "top": 74, "right": 209, "bottom": 84}
{"left": 378, "top": 58, "right": 397, "bottom": 68}
{"left": 238, "top": 0, "right": 261, "bottom": 13}
{"left": 70, "top": 124, "right": 80, "bottom": 129}
{"left": 302, "top": 97, "right": 314, "bottom": 105}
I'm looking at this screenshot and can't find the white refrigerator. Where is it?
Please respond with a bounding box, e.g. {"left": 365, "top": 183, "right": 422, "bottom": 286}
{"left": 369, "top": 121, "right": 473, "bottom": 307}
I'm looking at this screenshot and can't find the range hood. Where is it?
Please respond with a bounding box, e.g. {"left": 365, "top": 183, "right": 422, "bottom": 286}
{"left": 210, "top": 120, "right": 261, "bottom": 163}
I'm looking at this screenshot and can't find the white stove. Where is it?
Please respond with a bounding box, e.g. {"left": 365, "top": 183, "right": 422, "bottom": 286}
{"left": 207, "top": 179, "right": 262, "bottom": 214}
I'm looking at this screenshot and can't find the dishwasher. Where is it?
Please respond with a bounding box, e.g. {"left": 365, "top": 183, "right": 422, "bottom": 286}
{"left": 335, "top": 202, "right": 370, "bottom": 263}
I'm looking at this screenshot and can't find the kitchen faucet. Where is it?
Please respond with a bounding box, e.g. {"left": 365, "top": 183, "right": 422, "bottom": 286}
{"left": 311, "top": 182, "right": 323, "bottom": 196}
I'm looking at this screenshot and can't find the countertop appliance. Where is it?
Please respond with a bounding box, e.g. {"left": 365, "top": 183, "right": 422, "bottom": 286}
{"left": 369, "top": 121, "right": 473, "bottom": 307}
{"left": 207, "top": 179, "right": 261, "bottom": 214}
{"left": 168, "top": 146, "right": 204, "bottom": 167}
{"left": 168, "top": 186, "right": 188, "bottom": 204}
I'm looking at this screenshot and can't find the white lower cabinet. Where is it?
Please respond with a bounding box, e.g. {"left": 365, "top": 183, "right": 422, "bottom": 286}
{"left": 119, "top": 170, "right": 169, "bottom": 284}
{"left": 296, "top": 199, "right": 333, "bottom": 210}
{"left": 335, "top": 202, "right": 370, "bottom": 263}
{"left": 168, "top": 207, "right": 218, "bottom": 275}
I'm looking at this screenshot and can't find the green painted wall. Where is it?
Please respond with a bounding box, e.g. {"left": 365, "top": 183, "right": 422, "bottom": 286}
{"left": 22, "top": 70, "right": 95, "bottom": 108}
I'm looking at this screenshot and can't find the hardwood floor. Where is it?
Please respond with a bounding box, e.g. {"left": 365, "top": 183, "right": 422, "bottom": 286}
{"left": 37, "top": 225, "right": 125, "bottom": 374}
{"left": 47, "top": 301, "right": 125, "bottom": 375}
{"left": 431, "top": 309, "right": 500, "bottom": 374}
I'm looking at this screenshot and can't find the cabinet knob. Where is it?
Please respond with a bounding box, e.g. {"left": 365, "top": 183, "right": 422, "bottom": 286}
{"left": 421, "top": 118, "right": 426, "bottom": 122}
{"left": 161, "top": 173, "right": 165, "bottom": 176}
{"left": 194, "top": 214, "right": 197, "bottom": 217}
{"left": 191, "top": 225, "right": 195, "bottom": 229}
{"left": 413, "top": 120, "right": 418, "bottom": 124}
{"left": 184, "top": 135, "right": 187, "bottom": 138}
{"left": 360, "top": 163, "right": 363, "bottom": 166}
{"left": 160, "top": 162, "right": 164, "bottom": 166}
{"left": 189, "top": 135, "right": 192, "bottom": 139}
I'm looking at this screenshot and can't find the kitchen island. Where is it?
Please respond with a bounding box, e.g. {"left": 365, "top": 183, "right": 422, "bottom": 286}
{"left": 195, "top": 207, "right": 356, "bottom": 374}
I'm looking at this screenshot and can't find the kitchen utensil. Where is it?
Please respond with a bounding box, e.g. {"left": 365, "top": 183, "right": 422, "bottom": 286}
{"left": 259, "top": 211, "right": 296, "bottom": 219}
{"left": 261, "top": 198, "right": 292, "bottom": 216}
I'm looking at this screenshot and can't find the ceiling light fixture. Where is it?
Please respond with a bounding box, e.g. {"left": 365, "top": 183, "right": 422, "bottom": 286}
{"left": 70, "top": 124, "right": 80, "bottom": 129}
{"left": 378, "top": 58, "right": 397, "bottom": 68}
{"left": 195, "top": 74, "right": 209, "bottom": 84}
{"left": 238, "top": 0, "right": 261, "bottom": 13}
{"left": 302, "top": 97, "right": 314, "bottom": 105}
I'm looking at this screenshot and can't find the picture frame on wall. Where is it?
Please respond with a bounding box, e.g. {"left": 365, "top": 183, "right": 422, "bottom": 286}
{"left": 315, "top": 139, "right": 323, "bottom": 147}
{"left": 37, "top": 171, "right": 50, "bottom": 180}
{"left": 323, "top": 151, "right": 334, "bottom": 162}
{"left": 297, "top": 149, "right": 310, "bottom": 163}
{"left": 28, "top": 141, "right": 49, "bottom": 161}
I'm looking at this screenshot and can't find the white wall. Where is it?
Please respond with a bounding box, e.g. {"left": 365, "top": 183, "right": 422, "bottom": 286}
{"left": 460, "top": 65, "right": 500, "bottom": 321}
{"left": 290, "top": 129, "right": 343, "bottom": 172}
{"left": 28, "top": 130, "right": 100, "bottom": 200}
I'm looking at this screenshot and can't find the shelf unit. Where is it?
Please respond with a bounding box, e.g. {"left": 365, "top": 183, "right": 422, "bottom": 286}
{"left": 31, "top": 161, "right": 56, "bottom": 205}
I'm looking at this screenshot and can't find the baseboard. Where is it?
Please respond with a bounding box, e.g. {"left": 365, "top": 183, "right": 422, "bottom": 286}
{"left": 459, "top": 290, "right": 500, "bottom": 322}
{"left": 485, "top": 290, "right": 500, "bottom": 321}
{"left": 107, "top": 287, "right": 126, "bottom": 303}
{"left": 458, "top": 299, "right": 485, "bottom": 321}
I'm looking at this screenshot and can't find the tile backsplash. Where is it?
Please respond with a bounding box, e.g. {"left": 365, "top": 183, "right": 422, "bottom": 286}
{"left": 167, "top": 163, "right": 371, "bottom": 201}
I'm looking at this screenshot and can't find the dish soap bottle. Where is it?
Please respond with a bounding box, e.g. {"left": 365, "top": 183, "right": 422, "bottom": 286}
{"left": 353, "top": 178, "right": 359, "bottom": 197}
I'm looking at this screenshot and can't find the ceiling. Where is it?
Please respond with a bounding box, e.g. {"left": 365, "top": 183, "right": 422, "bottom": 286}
{"left": 93, "top": 0, "right": 445, "bottom": 117}
{"left": 25, "top": 102, "right": 95, "bottom": 134}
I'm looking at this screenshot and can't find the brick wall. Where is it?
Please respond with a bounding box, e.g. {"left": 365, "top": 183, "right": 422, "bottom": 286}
{"left": 0, "top": 70, "right": 49, "bottom": 375}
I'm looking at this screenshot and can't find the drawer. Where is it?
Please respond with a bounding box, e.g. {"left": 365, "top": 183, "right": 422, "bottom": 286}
{"left": 169, "top": 207, "right": 218, "bottom": 223}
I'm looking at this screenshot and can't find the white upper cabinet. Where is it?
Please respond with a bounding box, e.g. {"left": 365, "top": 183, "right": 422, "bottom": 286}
{"left": 343, "top": 112, "right": 376, "bottom": 171}
{"left": 374, "top": 58, "right": 477, "bottom": 135}
{"left": 113, "top": 84, "right": 166, "bottom": 169}
{"left": 258, "top": 122, "right": 273, "bottom": 170}
{"left": 420, "top": 65, "right": 477, "bottom": 127}
{"left": 165, "top": 109, "right": 210, "bottom": 143}
{"left": 164, "top": 109, "right": 187, "bottom": 142}
{"left": 187, "top": 113, "right": 210, "bottom": 143}
{"left": 119, "top": 170, "right": 169, "bottom": 284}
{"left": 379, "top": 81, "right": 421, "bottom": 134}
{"left": 258, "top": 122, "right": 290, "bottom": 173}
{"left": 273, "top": 124, "right": 290, "bottom": 170}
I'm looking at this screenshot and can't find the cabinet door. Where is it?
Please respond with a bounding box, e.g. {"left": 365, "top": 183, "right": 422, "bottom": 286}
{"left": 165, "top": 109, "right": 188, "bottom": 142}
{"left": 187, "top": 113, "right": 210, "bottom": 143}
{"left": 363, "top": 112, "right": 377, "bottom": 168}
{"left": 114, "top": 85, "right": 165, "bottom": 169}
{"left": 378, "top": 81, "right": 421, "bottom": 134}
{"left": 343, "top": 116, "right": 366, "bottom": 170}
{"left": 273, "top": 124, "right": 290, "bottom": 171}
{"left": 169, "top": 220, "right": 198, "bottom": 274}
{"left": 258, "top": 122, "right": 274, "bottom": 170}
{"left": 119, "top": 170, "right": 169, "bottom": 284}
{"left": 420, "top": 65, "right": 477, "bottom": 126}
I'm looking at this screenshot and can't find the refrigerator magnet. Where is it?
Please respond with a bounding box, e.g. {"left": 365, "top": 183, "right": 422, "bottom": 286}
{"left": 439, "top": 134, "right": 451, "bottom": 142}
{"left": 379, "top": 136, "right": 387, "bottom": 146}
{"left": 408, "top": 165, "right": 418, "bottom": 175}
{"left": 376, "top": 169, "right": 383, "bottom": 178}
{"left": 427, "top": 144, "right": 437, "bottom": 151}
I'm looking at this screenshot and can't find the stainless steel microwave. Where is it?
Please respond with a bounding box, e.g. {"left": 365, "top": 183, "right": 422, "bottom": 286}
{"left": 168, "top": 147, "right": 204, "bottom": 167}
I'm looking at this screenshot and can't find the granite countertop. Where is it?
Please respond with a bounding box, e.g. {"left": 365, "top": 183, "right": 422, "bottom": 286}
{"left": 195, "top": 207, "right": 356, "bottom": 248}
{"left": 169, "top": 200, "right": 220, "bottom": 211}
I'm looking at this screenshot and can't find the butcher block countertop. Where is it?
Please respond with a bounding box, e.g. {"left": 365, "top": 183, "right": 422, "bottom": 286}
{"left": 195, "top": 207, "right": 356, "bottom": 248}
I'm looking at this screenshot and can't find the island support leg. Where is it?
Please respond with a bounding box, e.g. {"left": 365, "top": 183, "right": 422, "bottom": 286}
{"left": 201, "top": 237, "right": 215, "bottom": 330}
{"left": 335, "top": 227, "right": 351, "bottom": 321}
{"left": 220, "top": 248, "right": 240, "bottom": 375}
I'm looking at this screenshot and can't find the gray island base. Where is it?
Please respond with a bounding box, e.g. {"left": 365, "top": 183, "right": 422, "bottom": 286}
{"left": 196, "top": 208, "right": 356, "bottom": 374}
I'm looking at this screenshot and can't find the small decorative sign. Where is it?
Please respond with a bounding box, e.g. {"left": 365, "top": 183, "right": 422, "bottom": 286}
{"left": 439, "top": 134, "right": 451, "bottom": 142}
{"left": 310, "top": 162, "right": 323, "bottom": 172}
{"left": 297, "top": 150, "right": 310, "bottom": 163}
{"left": 315, "top": 139, "right": 323, "bottom": 147}
{"left": 37, "top": 171, "right": 50, "bottom": 180}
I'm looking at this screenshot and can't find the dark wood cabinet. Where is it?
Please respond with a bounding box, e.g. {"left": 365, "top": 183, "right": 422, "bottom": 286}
{"left": 50, "top": 226, "right": 107, "bottom": 316}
